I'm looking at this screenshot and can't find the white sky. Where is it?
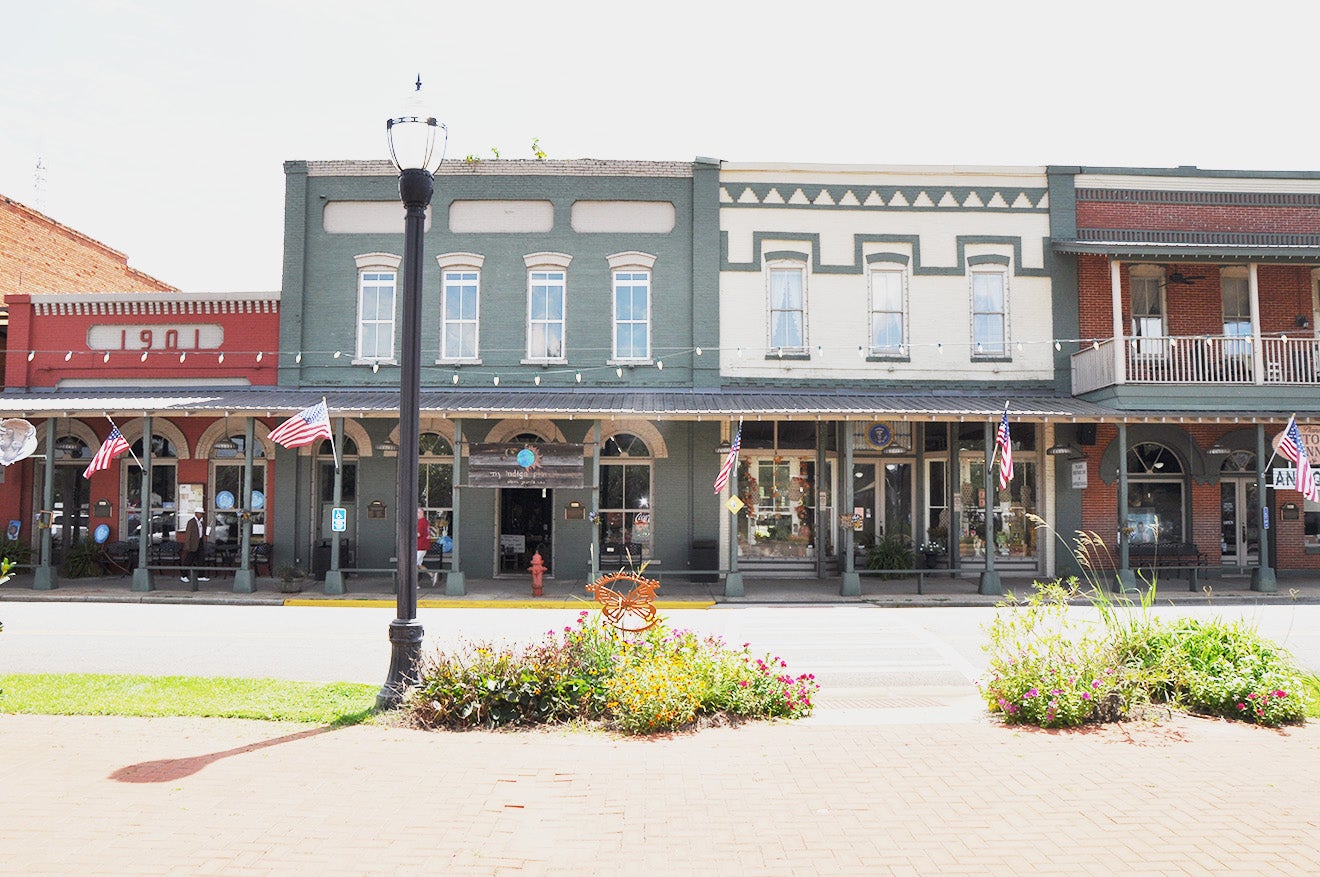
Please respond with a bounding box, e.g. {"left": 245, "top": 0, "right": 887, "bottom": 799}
{"left": 2, "top": 0, "right": 1317, "bottom": 293}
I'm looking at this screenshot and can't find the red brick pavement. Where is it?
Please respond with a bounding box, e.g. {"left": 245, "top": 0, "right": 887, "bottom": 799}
{"left": 2, "top": 712, "right": 1318, "bottom": 876}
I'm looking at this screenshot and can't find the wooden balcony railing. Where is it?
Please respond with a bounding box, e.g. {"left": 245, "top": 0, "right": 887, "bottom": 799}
{"left": 1072, "top": 335, "right": 1320, "bottom": 394}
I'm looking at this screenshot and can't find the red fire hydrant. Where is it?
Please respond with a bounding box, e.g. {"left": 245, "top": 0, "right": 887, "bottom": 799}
{"left": 528, "top": 550, "right": 546, "bottom": 597}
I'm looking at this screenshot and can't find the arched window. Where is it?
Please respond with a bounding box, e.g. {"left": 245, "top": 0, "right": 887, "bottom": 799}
{"left": 126, "top": 436, "right": 178, "bottom": 544}
{"left": 419, "top": 432, "right": 454, "bottom": 549}
{"left": 1219, "top": 450, "right": 1256, "bottom": 474}
{"left": 600, "top": 433, "right": 653, "bottom": 562}
{"left": 40, "top": 436, "right": 92, "bottom": 556}
{"left": 1126, "top": 442, "right": 1184, "bottom": 543}
{"left": 210, "top": 434, "right": 267, "bottom": 550}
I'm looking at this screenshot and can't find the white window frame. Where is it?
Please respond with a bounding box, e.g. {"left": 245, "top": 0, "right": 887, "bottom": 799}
{"left": 1130, "top": 265, "right": 1168, "bottom": 359}
{"left": 868, "top": 265, "right": 908, "bottom": 357}
{"left": 969, "top": 265, "right": 1009, "bottom": 358}
{"left": 766, "top": 259, "right": 808, "bottom": 355}
{"left": 523, "top": 252, "right": 571, "bottom": 364}
{"left": 1221, "top": 267, "right": 1251, "bottom": 358}
{"left": 608, "top": 251, "right": 657, "bottom": 364}
{"left": 437, "top": 253, "right": 484, "bottom": 363}
{"left": 353, "top": 253, "right": 401, "bottom": 364}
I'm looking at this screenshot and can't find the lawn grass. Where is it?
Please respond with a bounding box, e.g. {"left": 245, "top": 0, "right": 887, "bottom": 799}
{"left": 1303, "top": 675, "right": 1320, "bottom": 720}
{"left": 0, "top": 674, "right": 378, "bottom": 726}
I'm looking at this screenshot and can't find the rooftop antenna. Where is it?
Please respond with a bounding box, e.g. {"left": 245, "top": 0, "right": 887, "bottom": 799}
{"left": 33, "top": 155, "right": 47, "bottom": 211}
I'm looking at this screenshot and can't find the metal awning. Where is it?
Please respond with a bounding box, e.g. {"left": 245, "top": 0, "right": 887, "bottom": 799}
{"left": 0, "top": 385, "right": 1294, "bottom": 423}
{"left": 1053, "top": 230, "right": 1320, "bottom": 261}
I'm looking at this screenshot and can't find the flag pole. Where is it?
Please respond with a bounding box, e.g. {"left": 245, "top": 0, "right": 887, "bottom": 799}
{"left": 106, "top": 414, "right": 144, "bottom": 470}
{"left": 324, "top": 397, "right": 340, "bottom": 472}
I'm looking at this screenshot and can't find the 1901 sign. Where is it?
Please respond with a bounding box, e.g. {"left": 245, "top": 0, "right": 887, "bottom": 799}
{"left": 465, "top": 442, "right": 585, "bottom": 488}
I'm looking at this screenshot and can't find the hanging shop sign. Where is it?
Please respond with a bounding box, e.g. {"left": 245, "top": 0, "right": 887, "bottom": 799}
{"left": 466, "top": 442, "right": 585, "bottom": 488}
{"left": 0, "top": 418, "right": 38, "bottom": 466}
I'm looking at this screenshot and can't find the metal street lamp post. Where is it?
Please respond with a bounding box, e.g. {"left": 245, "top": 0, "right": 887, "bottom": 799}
{"left": 377, "top": 77, "right": 447, "bottom": 710}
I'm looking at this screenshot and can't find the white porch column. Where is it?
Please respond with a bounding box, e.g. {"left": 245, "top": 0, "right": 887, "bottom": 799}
{"left": 1110, "top": 258, "right": 1126, "bottom": 384}
{"left": 1249, "top": 262, "right": 1265, "bottom": 385}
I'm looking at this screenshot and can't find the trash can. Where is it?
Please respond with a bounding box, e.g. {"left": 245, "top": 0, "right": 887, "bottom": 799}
{"left": 690, "top": 539, "right": 719, "bottom": 583}
{"left": 312, "top": 539, "right": 332, "bottom": 581}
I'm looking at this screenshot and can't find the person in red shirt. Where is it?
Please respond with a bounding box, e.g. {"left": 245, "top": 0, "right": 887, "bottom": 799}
{"left": 416, "top": 507, "right": 433, "bottom": 575}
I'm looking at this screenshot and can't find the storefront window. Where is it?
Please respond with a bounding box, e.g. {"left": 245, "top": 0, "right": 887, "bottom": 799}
{"left": 210, "top": 433, "right": 266, "bottom": 550}
{"left": 600, "top": 433, "right": 652, "bottom": 562}
{"left": 419, "top": 432, "right": 453, "bottom": 548}
{"left": 955, "top": 424, "right": 1038, "bottom": 561}
{"left": 125, "top": 436, "right": 178, "bottom": 544}
{"left": 1127, "top": 442, "right": 1185, "bottom": 543}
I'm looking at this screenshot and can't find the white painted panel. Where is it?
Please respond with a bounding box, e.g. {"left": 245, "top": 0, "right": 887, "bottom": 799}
{"left": 323, "top": 201, "right": 431, "bottom": 234}
{"left": 449, "top": 200, "right": 554, "bottom": 233}
{"left": 571, "top": 201, "right": 676, "bottom": 233}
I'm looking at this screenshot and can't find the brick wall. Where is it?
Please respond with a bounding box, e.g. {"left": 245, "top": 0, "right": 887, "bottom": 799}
{"left": 1, "top": 197, "right": 175, "bottom": 300}
{"left": 1077, "top": 200, "right": 1320, "bottom": 235}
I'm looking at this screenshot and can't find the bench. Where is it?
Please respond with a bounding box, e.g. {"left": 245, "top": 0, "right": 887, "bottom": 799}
{"left": 1128, "top": 542, "right": 1205, "bottom": 568}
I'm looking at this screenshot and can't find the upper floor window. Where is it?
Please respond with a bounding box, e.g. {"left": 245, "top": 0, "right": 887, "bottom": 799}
{"left": 869, "top": 266, "right": 907, "bottom": 356}
{"left": 608, "top": 252, "right": 657, "bottom": 362}
{"left": 768, "top": 263, "right": 807, "bottom": 353}
{"left": 1222, "top": 269, "right": 1251, "bottom": 357}
{"left": 438, "top": 253, "right": 484, "bottom": 362}
{"left": 970, "top": 265, "right": 1009, "bottom": 357}
{"left": 355, "top": 253, "right": 401, "bottom": 362}
{"left": 524, "top": 252, "right": 571, "bottom": 362}
{"left": 1130, "top": 265, "right": 1167, "bottom": 357}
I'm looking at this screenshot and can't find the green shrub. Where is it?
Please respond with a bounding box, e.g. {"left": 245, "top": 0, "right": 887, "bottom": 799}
{"left": 0, "top": 538, "right": 31, "bottom": 566}
{"left": 404, "top": 610, "right": 818, "bottom": 734}
{"left": 864, "top": 533, "right": 914, "bottom": 577}
{"left": 979, "top": 579, "right": 1138, "bottom": 727}
{"left": 59, "top": 538, "right": 102, "bottom": 578}
{"left": 980, "top": 578, "right": 1311, "bottom": 729}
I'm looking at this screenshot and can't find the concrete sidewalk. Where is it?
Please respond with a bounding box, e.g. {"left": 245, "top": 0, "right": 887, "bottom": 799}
{"left": 2, "top": 712, "right": 1317, "bottom": 876}
{"left": 4, "top": 564, "right": 1320, "bottom": 608}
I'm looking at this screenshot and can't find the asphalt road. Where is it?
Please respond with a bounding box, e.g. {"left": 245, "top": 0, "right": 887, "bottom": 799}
{"left": 2, "top": 602, "right": 1316, "bottom": 717}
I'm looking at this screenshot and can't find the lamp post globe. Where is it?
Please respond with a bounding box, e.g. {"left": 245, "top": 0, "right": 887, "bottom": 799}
{"left": 377, "top": 77, "right": 447, "bottom": 711}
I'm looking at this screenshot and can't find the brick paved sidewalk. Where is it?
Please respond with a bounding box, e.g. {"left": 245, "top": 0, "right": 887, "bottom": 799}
{"left": 2, "top": 712, "right": 1317, "bottom": 876}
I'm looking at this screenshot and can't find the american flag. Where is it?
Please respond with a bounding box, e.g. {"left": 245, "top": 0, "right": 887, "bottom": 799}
{"left": 269, "top": 400, "right": 333, "bottom": 450}
{"left": 1277, "top": 415, "right": 1319, "bottom": 503}
{"left": 995, "top": 405, "right": 1014, "bottom": 490}
{"left": 713, "top": 427, "right": 741, "bottom": 494}
{"left": 82, "top": 427, "right": 130, "bottom": 479}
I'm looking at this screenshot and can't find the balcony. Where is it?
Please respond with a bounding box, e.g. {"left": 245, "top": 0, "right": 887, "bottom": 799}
{"left": 1072, "top": 335, "right": 1320, "bottom": 395}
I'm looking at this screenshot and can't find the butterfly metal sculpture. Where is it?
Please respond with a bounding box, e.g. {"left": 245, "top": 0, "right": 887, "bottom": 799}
{"left": 586, "top": 571, "right": 661, "bottom": 632}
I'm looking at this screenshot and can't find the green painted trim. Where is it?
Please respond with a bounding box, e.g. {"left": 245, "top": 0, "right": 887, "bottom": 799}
{"left": 967, "top": 254, "right": 1010, "bottom": 266}
{"left": 763, "top": 250, "right": 809, "bottom": 262}
{"left": 722, "top": 232, "right": 1050, "bottom": 278}
{"left": 865, "top": 252, "right": 910, "bottom": 265}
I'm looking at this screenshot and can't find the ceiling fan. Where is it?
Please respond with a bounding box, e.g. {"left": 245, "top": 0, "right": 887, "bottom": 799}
{"left": 1161, "top": 270, "right": 1205, "bottom": 287}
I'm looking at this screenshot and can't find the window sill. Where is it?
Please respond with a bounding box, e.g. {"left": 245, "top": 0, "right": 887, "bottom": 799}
{"left": 521, "top": 357, "right": 568, "bottom": 366}
{"left": 866, "top": 354, "right": 910, "bottom": 363}
{"left": 351, "top": 357, "right": 398, "bottom": 366}
{"left": 971, "top": 355, "right": 1013, "bottom": 363}
{"left": 764, "top": 352, "right": 811, "bottom": 361}
{"left": 436, "top": 358, "right": 482, "bottom": 366}
{"left": 607, "top": 358, "right": 653, "bottom": 367}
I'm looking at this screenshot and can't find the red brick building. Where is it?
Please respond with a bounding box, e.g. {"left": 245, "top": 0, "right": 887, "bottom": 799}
{"left": 1051, "top": 166, "right": 1320, "bottom": 587}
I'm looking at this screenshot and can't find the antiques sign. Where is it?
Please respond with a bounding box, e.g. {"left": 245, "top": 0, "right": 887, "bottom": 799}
{"left": 466, "top": 442, "right": 584, "bottom": 488}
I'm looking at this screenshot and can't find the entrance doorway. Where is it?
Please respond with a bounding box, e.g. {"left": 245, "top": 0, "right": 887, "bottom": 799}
{"left": 852, "top": 460, "right": 913, "bottom": 548}
{"left": 1220, "top": 479, "right": 1260, "bottom": 568}
{"left": 499, "top": 488, "right": 553, "bottom": 574}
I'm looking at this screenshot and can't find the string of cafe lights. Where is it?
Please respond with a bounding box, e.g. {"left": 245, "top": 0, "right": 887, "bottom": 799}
{"left": 20, "top": 331, "right": 1305, "bottom": 385}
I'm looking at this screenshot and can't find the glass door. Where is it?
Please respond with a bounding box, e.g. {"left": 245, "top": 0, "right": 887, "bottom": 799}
{"left": 1220, "top": 479, "right": 1260, "bottom": 568}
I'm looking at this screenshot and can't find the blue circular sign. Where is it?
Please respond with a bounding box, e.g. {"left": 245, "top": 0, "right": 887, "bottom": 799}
{"left": 516, "top": 448, "right": 537, "bottom": 468}
{"left": 215, "top": 490, "right": 235, "bottom": 510}
{"left": 866, "top": 423, "right": 892, "bottom": 449}
{"left": 94, "top": 523, "right": 111, "bottom": 544}
{"left": 250, "top": 491, "right": 266, "bottom": 510}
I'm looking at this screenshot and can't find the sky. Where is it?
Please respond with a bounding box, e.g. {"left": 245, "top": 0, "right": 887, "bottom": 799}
{"left": 3, "top": 1, "right": 1318, "bottom": 293}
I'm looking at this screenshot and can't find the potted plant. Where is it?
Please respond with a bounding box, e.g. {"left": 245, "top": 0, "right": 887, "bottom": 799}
{"left": 275, "top": 563, "right": 308, "bottom": 594}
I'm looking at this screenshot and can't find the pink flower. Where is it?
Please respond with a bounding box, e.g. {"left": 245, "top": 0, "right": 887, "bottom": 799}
{"left": 1247, "top": 692, "right": 1257, "bottom": 700}
{"left": 1237, "top": 702, "right": 1247, "bottom": 711}
{"left": 1082, "top": 692, "right": 1091, "bottom": 700}
{"left": 1273, "top": 690, "right": 1288, "bottom": 698}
